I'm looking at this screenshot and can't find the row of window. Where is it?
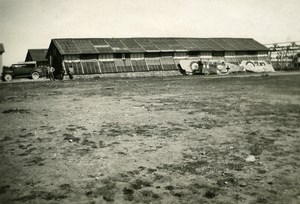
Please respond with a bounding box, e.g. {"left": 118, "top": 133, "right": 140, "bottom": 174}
{"left": 64, "top": 51, "right": 267, "bottom": 60}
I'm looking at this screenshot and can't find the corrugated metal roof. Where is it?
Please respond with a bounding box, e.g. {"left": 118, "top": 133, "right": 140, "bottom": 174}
{"left": 148, "top": 38, "right": 174, "bottom": 51}
{"left": 54, "top": 39, "right": 81, "bottom": 54}
{"left": 223, "top": 38, "right": 250, "bottom": 50}
{"left": 74, "top": 39, "right": 99, "bottom": 54}
{"left": 161, "top": 39, "right": 186, "bottom": 51}
{"left": 241, "top": 38, "right": 267, "bottom": 50}
{"left": 0, "top": 43, "right": 4, "bottom": 53}
{"left": 51, "top": 38, "right": 268, "bottom": 55}
{"left": 95, "top": 47, "right": 115, "bottom": 53}
{"left": 134, "top": 38, "right": 160, "bottom": 52}
{"left": 189, "top": 39, "right": 214, "bottom": 51}
{"left": 119, "top": 38, "right": 145, "bottom": 53}
{"left": 201, "top": 39, "right": 227, "bottom": 51}
{"left": 212, "top": 39, "right": 237, "bottom": 51}
{"left": 104, "top": 39, "right": 130, "bottom": 53}
{"left": 90, "top": 38, "right": 115, "bottom": 53}
{"left": 176, "top": 38, "right": 199, "bottom": 51}
{"left": 26, "top": 49, "right": 48, "bottom": 61}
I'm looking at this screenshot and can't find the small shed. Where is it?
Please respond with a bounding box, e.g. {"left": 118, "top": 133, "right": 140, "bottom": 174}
{"left": 25, "top": 49, "right": 48, "bottom": 67}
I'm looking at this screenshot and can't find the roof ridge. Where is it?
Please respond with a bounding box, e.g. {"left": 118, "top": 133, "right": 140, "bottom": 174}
{"left": 52, "top": 37, "right": 254, "bottom": 40}
{"left": 51, "top": 37, "right": 267, "bottom": 55}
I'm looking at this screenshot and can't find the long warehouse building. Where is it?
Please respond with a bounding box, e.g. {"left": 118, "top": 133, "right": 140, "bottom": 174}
{"left": 46, "top": 38, "right": 269, "bottom": 77}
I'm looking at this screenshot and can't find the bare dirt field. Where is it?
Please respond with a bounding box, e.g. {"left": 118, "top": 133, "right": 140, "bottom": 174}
{"left": 0, "top": 74, "right": 299, "bottom": 204}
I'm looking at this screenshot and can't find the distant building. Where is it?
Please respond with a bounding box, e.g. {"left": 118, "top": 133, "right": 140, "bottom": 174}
{"left": 265, "top": 41, "right": 300, "bottom": 70}
{"left": 294, "top": 52, "right": 300, "bottom": 68}
{"left": 46, "top": 37, "right": 269, "bottom": 77}
{"left": 0, "top": 43, "right": 5, "bottom": 77}
{"left": 25, "top": 49, "right": 48, "bottom": 67}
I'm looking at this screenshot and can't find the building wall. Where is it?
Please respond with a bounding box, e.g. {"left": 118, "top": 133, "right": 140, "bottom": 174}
{"left": 25, "top": 54, "right": 33, "bottom": 62}
{"left": 48, "top": 42, "right": 64, "bottom": 77}
{"left": 59, "top": 50, "right": 270, "bottom": 76}
{"left": 64, "top": 55, "right": 80, "bottom": 61}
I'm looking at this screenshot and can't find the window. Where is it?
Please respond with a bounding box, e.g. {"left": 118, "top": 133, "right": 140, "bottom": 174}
{"left": 200, "top": 52, "right": 212, "bottom": 57}
{"left": 145, "top": 52, "right": 161, "bottom": 58}
{"left": 80, "top": 54, "right": 98, "bottom": 60}
{"left": 188, "top": 51, "right": 199, "bottom": 57}
{"left": 225, "top": 52, "right": 235, "bottom": 56}
{"left": 64, "top": 55, "right": 80, "bottom": 60}
{"left": 174, "top": 52, "right": 187, "bottom": 58}
{"left": 130, "top": 53, "right": 144, "bottom": 59}
{"left": 258, "top": 51, "right": 268, "bottom": 56}
{"left": 99, "top": 54, "right": 113, "bottom": 60}
{"left": 161, "top": 52, "right": 174, "bottom": 57}
{"left": 212, "top": 52, "right": 225, "bottom": 57}
{"left": 247, "top": 51, "right": 258, "bottom": 55}
{"left": 235, "top": 51, "right": 247, "bottom": 55}
{"left": 113, "top": 53, "right": 129, "bottom": 59}
{"left": 235, "top": 51, "right": 258, "bottom": 55}
{"left": 114, "top": 53, "right": 123, "bottom": 59}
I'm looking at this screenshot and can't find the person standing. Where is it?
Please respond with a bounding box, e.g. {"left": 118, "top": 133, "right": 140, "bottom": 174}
{"left": 47, "top": 66, "right": 55, "bottom": 81}
{"left": 59, "top": 68, "right": 65, "bottom": 80}
{"left": 197, "top": 60, "right": 203, "bottom": 74}
{"left": 68, "top": 65, "right": 74, "bottom": 80}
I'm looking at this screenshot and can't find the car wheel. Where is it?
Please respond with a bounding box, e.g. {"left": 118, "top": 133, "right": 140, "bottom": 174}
{"left": 3, "top": 74, "right": 12, "bottom": 81}
{"left": 31, "top": 72, "right": 40, "bottom": 80}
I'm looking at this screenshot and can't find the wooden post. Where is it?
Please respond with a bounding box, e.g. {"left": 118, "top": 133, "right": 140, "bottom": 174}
{"left": 80, "top": 60, "right": 85, "bottom": 74}
{"left": 129, "top": 59, "right": 134, "bottom": 72}
{"left": 97, "top": 60, "right": 102, "bottom": 74}
{"left": 145, "top": 58, "right": 150, "bottom": 72}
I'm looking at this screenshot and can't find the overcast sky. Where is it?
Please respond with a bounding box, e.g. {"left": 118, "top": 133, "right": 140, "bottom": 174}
{"left": 0, "top": 0, "right": 299, "bottom": 65}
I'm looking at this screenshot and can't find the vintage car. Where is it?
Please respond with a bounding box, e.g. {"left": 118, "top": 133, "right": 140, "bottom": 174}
{"left": 2, "top": 61, "right": 47, "bottom": 81}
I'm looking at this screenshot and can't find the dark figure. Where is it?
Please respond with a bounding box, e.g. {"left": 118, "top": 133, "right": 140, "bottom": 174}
{"left": 197, "top": 60, "right": 203, "bottom": 74}
{"left": 68, "top": 66, "right": 74, "bottom": 79}
{"left": 59, "top": 69, "right": 65, "bottom": 80}
{"left": 47, "top": 66, "right": 55, "bottom": 81}
{"left": 45, "top": 68, "right": 49, "bottom": 79}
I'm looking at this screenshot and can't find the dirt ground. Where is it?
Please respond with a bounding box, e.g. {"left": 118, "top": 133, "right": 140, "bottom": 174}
{"left": 0, "top": 74, "right": 299, "bottom": 204}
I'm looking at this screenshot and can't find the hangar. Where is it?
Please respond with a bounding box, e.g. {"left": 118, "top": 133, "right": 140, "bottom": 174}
{"left": 46, "top": 38, "right": 269, "bottom": 77}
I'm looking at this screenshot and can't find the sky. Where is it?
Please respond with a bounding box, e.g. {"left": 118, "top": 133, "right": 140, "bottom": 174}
{"left": 0, "top": 0, "right": 300, "bottom": 66}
